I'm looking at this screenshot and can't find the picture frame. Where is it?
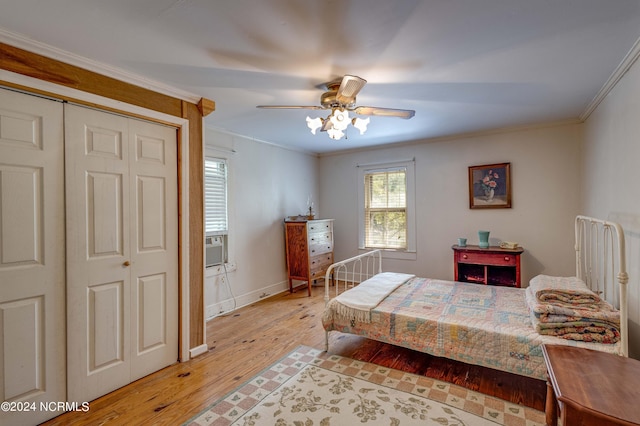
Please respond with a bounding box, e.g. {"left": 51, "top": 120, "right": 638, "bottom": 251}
{"left": 468, "top": 162, "right": 511, "bottom": 209}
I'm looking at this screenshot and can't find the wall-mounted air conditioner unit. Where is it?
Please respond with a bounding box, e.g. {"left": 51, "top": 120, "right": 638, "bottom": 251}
{"left": 205, "top": 235, "right": 225, "bottom": 267}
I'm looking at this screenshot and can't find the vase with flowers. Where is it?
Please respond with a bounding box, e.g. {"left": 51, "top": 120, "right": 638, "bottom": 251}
{"left": 481, "top": 170, "right": 499, "bottom": 201}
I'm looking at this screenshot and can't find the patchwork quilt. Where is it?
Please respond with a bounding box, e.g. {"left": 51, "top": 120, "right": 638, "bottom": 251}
{"left": 322, "top": 277, "right": 623, "bottom": 381}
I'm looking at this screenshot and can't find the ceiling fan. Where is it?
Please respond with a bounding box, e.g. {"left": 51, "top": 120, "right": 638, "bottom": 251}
{"left": 256, "top": 75, "right": 415, "bottom": 140}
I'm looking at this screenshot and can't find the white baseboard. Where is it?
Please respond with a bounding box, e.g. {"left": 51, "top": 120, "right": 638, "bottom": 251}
{"left": 189, "top": 344, "right": 209, "bottom": 359}
{"left": 206, "top": 280, "right": 289, "bottom": 320}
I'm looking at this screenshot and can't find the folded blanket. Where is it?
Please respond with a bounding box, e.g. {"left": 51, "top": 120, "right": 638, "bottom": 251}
{"left": 334, "top": 272, "right": 415, "bottom": 323}
{"left": 525, "top": 278, "right": 621, "bottom": 343}
{"left": 529, "top": 310, "right": 620, "bottom": 343}
{"left": 528, "top": 274, "right": 601, "bottom": 306}
{"left": 525, "top": 286, "right": 620, "bottom": 323}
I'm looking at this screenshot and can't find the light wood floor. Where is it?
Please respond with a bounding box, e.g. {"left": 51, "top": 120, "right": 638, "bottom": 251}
{"left": 41, "top": 285, "right": 545, "bottom": 425}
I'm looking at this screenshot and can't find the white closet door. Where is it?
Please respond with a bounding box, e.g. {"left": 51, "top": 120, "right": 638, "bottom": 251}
{"left": 0, "top": 88, "right": 66, "bottom": 425}
{"left": 65, "top": 104, "right": 178, "bottom": 403}
{"left": 127, "top": 118, "right": 178, "bottom": 380}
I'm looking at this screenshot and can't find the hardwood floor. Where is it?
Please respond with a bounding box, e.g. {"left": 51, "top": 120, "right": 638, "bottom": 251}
{"left": 41, "top": 285, "right": 546, "bottom": 425}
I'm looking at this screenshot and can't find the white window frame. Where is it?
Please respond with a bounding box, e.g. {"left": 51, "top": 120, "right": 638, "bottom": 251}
{"left": 357, "top": 159, "right": 416, "bottom": 260}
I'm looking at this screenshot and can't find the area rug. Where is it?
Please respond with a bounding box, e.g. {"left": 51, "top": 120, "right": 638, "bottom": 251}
{"left": 185, "top": 345, "right": 545, "bottom": 426}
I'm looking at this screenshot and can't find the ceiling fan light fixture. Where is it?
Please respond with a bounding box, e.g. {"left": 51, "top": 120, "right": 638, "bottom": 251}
{"left": 259, "top": 74, "right": 415, "bottom": 142}
{"left": 306, "top": 116, "right": 323, "bottom": 134}
{"left": 352, "top": 117, "right": 370, "bottom": 135}
{"left": 326, "top": 127, "right": 344, "bottom": 140}
{"left": 306, "top": 110, "right": 370, "bottom": 140}
{"left": 329, "top": 108, "right": 350, "bottom": 130}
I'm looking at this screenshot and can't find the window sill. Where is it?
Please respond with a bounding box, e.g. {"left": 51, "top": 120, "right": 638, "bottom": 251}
{"left": 358, "top": 248, "right": 417, "bottom": 261}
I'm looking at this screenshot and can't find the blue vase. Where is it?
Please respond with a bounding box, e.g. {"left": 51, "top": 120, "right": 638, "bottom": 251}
{"left": 478, "top": 230, "right": 490, "bottom": 248}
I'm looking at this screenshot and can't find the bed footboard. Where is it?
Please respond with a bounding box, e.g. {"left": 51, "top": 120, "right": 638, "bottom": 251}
{"left": 323, "top": 250, "right": 383, "bottom": 350}
{"left": 324, "top": 250, "right": 383, "bottom": 303}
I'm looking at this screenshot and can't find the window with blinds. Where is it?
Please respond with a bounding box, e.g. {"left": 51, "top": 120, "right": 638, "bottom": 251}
{"left": 364, "top": 167, "right": 407, "bottom": 249}
{"left": 205, "top": 158, "right": 228, "bottom": 235}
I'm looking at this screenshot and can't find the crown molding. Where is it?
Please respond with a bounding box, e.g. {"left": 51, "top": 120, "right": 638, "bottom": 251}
{"left": 0, "top": 27, "right": 201, "bottom": 104}
{"left": 580, "top": 36, "right": 640, "bottom": 121}
{"left": 204, "top": 125, "right": 320, "bottom": 157}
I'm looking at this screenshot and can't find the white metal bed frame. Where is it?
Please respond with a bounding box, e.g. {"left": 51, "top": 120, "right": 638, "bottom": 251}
{"left": 324, "top": 215, "right": 629, "bottom": 356}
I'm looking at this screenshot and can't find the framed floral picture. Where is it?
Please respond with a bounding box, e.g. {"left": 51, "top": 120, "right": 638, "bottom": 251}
{"left": 468, "top": 162, "right": 511, "bottom": 209}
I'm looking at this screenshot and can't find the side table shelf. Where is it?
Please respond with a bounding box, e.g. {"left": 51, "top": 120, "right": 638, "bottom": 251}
{"left": 452, "top": 245, "right": 524, "bottom": 288}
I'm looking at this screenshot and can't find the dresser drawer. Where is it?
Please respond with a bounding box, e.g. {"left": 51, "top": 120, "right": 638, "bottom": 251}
{"left": 308, "top": 220, "right": 332, "bottom": 234}
{"left": 308, "top": 231, "right": 332, "bottom": 246}
{"left": 457, "top": 251, "right": 517, "bottom": 266}
{"left": 310, "top": 253, "right": 333, "bottom": 270}
{"left": 308, "top": 227, "right": 333, "bottom": 256}
{"left": 309, "top": 239, "right": 333, "bottom": 256}
{"left": 309, "top": 253, "right": 333, "bottom": 280}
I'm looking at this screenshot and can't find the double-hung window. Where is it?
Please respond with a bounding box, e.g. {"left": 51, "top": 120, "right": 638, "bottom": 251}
{"left": 358, "top": 159, "right": 415, "bottom": 257}
{"left": 204, "top": 158, "right": 228, "bottom": 235}
{"left": 364, "top": 168, "right": 407, "bottom": 248}
{"left": 204, "top": 157, "right": 228, "bottom": 267}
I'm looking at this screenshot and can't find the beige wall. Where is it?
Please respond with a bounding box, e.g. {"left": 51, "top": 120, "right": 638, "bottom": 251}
{"left": 582, "top": 56, "right": 640, "bottom": 359}
{"left": 204, "top": 61, "right": 640, "bottom": 359}
{"left": 319, "top": 124, "right": 583, "bottom": 285}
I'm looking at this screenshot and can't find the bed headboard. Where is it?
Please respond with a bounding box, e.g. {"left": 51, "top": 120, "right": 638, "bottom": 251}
{"left": 575, "top": 215, "right": 628, "bottom": 355}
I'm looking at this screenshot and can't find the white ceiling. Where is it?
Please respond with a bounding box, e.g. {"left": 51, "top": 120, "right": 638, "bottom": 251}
{"left": 2, "top": 0, "right": 640, "bottom": 154}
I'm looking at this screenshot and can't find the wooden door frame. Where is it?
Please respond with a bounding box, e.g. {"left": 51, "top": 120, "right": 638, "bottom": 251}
{"left": 0, "top": 41, "right": 214, "bottom": 360}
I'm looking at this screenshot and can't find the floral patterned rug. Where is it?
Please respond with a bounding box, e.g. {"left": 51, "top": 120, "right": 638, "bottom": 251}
{"left": 185, "top": 345, "right": 545, "bottom": 426}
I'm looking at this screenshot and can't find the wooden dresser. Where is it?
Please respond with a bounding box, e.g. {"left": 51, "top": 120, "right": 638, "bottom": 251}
{"left": 284, "top": 219, "right": 334, "bottom": 296}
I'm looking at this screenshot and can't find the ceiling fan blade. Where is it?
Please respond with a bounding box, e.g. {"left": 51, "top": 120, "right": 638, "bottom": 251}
{"left": 256, "top": 105, "right": 326, "bottom": 110}
{"left": 336, "top": 75, "right": 367, "bottom": 105}
{"left": 353, "top": 106, "right": 415, "bottom": 119}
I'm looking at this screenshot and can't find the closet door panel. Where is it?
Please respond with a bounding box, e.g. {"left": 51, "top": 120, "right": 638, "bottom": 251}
{"left": 137, "top": 273, "right": 167, "bottom": 351}
{"left": 0, "top": 297, "right": 44, "bottom": 399}
{"left": 0, "top": 165, "right": 41, "bottom": 264}
{"left": 87, "top": 171, "right": 124, "bottom": 257}
{"left": 88, "top": 280, "right": 125, "bottom": 371}
{"left": 128, "top": 119, "right": 178, "bottom": 380}
{"left": 65, "top": 104, "right": 132, "bottom": 403}
{"left": 0, "top": 88, "right": 65, "bottom": 426}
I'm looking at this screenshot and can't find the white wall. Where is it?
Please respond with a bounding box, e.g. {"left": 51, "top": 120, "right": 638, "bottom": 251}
{"left": 204, "top": 129, "right": 319, "bottom": 319}
{"left": 319, "top": 124, "right": 582, "bottom": 285}
{"left": 581, "top": 57, "right": 640, "bottom": 359}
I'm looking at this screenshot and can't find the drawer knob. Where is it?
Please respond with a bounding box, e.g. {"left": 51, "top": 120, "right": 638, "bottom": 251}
{"left": 504, "top": 256, "right": 510, "bottom": 261}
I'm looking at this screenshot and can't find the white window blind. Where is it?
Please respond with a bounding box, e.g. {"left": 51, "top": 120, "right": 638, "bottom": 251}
{"left": 205, "top": 158, "right": 228, "bottom": 235}
{"left": 364, "top": 167, "right": 407, "bottom": 249}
